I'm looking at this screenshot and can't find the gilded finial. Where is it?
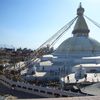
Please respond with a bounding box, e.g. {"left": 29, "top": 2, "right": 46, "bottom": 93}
{"left": 79, "top": 2, "right": 82, "bottom": 8}
{"left": 77, "top": 2, "right": 84, "bottom": 16}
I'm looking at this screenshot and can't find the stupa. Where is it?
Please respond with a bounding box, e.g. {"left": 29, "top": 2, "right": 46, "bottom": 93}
{"left": 39, "top": 3, "right": 100, "bottom": 75}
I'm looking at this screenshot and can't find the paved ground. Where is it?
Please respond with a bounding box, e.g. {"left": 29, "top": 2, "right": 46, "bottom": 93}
{"left": 17, "top": 96, "right": 100, "bottom": 100}
{"left": 81, "top": 82, "right": 100, "bottom": 96}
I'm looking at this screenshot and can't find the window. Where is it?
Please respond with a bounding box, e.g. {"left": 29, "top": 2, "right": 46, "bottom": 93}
{"left": 17, "top": 85, "right": 21, "bottom": 88}
{"left": 54, "top": 93, "right": 60, "bottom": 97}
{"left": 12, "top": 84, "right": 16, "bottom": 87}
{"left": 28, "top": 88, "right": 32, "bottom": 90}
{"left": 47, "top": 92, "right": 52, "bottom": 95}
{"left": 40, "top": 90, "right": 45, "bottom": 93}
{"left": 34, "top": 89, "right": 39, "bottom": 92}
{"left": 62, "top": 95, "right": 68, "bottom": 97}
{"left": 22, "top": 86, "right": 27, "bottom": 89}
{"left": 90, "top": 69, "right": 97, "bottom": 73}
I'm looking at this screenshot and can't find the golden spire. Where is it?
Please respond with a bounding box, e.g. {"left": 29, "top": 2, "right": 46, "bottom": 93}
{"left": 72, "top": 3, "right": 90, "bottom": 37}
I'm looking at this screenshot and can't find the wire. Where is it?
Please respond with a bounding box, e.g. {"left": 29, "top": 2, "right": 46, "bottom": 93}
{"left": 85, "top": 15, "right": 100, "bottom": 29}
{"left": 37, "top": 16, "right": 78, "bottom": 50}
{"left": 50, "top": 16, "right": 78, "bottom": 47}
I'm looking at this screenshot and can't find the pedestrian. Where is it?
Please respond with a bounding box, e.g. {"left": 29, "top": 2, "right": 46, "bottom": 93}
{"left": 84, "top": 74, "right": 87, "bottom": 81}
{"left": 67, "top": 75, "right": 70, "bottom": 83}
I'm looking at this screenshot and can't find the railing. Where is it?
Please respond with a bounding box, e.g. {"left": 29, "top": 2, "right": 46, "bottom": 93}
{"left": 0, "top": 75, "right": 87, "bottom": 97}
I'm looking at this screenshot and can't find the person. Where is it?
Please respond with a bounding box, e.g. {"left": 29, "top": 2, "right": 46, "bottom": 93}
{"left": 84, "top": 74, "right": 87, "bottom": 81}
{"left": 67, "top": 75, "right": 70, "bottom": 83}
{"left": 76, "top": 79, "right": 78, "bottom": 83}
{"left": 94, "top": 73, "right": 97, "bottom": 77}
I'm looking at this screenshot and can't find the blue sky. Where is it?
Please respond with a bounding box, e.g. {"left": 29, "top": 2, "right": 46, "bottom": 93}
{"left": 0, "top": 0, "right": 100, "bottom": 49}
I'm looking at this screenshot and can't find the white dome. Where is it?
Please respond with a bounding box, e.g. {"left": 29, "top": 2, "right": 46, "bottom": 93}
{"left": 54, "top": 37, "right": 100, "bottom": 54}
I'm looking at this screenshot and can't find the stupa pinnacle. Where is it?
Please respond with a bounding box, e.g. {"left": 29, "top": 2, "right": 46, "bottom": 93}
{"left": 72, "top": 3, "right": 90, "bottom": 37}
{"left": 77, "top": 2, "right": 84, "bottom": 16}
